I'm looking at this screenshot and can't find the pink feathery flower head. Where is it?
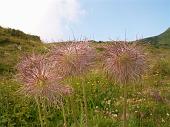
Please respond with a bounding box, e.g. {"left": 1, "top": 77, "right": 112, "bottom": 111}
{"left": 50, "top": 41, "right": 96, "bottom": 77}
{"left": 16, "top": 53, "right": 72, "bottom": 103}
{"left": 103, "top": 42, "right": 147, "bottom": 84}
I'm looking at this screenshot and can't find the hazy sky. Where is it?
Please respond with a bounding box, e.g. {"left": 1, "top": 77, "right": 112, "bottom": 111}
{"left": 0, "top": 0, "right": 170, "bottom": 42}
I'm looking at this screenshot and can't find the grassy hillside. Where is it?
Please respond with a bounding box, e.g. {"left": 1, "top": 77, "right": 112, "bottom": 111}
{"left": 141, "top": 28, "right": 170, "bottom": 48}
{"left": 0, "top": 26, "right": 46, "bottom": 76}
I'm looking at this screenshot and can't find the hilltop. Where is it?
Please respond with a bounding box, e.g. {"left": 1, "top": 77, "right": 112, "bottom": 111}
{"left": 0, "top": 26, "right": 45, "bottom": 76}
{"left": 141, "top": 28, "right": 170, "bottom": 48}
{"left": 0, "top": 26, "right": 43, "bottom": 46}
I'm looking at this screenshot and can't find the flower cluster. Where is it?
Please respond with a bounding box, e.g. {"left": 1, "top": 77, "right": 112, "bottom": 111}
{"left": 17, "top": 53, "right": 72, "bottom": 103}
{"left": 16, "top": 42, "right": 95, "bottom": 103}
{"left": 50, "top": 42, "right": 95, "bottom": 77}
{"left": 103, "top": 42, "right": 146, "bottom": 84}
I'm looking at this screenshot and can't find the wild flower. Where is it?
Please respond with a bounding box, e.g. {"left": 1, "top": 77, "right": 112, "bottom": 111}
{"left": 112, "top": 114, "right": 118, "bottom": 118}
{"left": 16, "top": 53, "right": 72, "bottom": 103}
{"left": 49, "top": 41, "right": 95, "bottom": 127}
{"left": 103, "top": 42, "right": 147, "bottom": 127}
{"left": 115, "top": 109, "right": 118, "bottom": 112}
{"left": 106, "top": 100, "right": 111, "bottom": 105}
{"left": 103, "top": 42, "right": 146, "bottom": 84}
{"left": 161, "top": 118, "right": 165, "bottom": 123}
{"left": 49, "top": 41, "right": 95, "bottom": 77}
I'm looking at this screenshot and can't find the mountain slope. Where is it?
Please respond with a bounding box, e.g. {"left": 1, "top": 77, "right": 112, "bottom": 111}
{"left": 0, "top": 26, "right": 45, "bottom": 76}
{"left": 141, "top": 28, "right": 170, "bottom": 47}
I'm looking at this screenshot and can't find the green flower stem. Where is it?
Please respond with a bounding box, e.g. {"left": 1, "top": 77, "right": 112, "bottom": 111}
{"left": 82, "top": 81, "right": 88, "bottom": 127}
{"left": 35, "top": 97, "right": 44, "bottom": 127}
{"left": 70, "top": 96, "right": 78, "bottom": 126}
{"left": 123, "top": 83, "right": 128, "bottom": 127}
{"left": 61, "top": 99, "right": 67, "bottom": 127}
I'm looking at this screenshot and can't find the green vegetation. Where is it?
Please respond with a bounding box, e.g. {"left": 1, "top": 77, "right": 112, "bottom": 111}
{"left": 0, "top": 26, "right": 47, "bottom": 77}
{"left": 0, "top": 26, "right": 170, "bottom": 127}
{"left": 141, "top": 28, "right": 170, "bottom": 48}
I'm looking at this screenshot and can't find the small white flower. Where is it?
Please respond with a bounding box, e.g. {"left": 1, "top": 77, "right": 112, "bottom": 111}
{"left": 107, "top": 100, "right": 111, "bottom": 105}
{"left": 115, "top": 109, "right": 118, "bottom": 112}
{"left": 161, "top": 118, "right": 165, "bottom": 123}
{"left": 112, "top": 114, "right": 118, "bottom": 117}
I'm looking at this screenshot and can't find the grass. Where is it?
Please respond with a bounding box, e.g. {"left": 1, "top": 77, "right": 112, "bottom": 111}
{"left": 141, "top": 27, "right": 170, "bottom": 48}
{"left": 0, "top": 26, "right": 170, "bottom": 126}
{"left": 0, "top": 52, "right": 170, "bottom": 127}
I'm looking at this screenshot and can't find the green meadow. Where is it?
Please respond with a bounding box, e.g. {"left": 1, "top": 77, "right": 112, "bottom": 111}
{"left": 0, "top": 27, "right": 170, "bottom": 127}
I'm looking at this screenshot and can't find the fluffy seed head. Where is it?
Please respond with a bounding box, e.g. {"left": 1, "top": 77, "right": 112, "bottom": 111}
{"left": 16, "top": 53, "right": 72, "bottom": 103}
{"left": 103, "top": 42, "right": 147, "bottom": 84}
{"left": 50, "top": 41, "right": 95, "bottom": 77}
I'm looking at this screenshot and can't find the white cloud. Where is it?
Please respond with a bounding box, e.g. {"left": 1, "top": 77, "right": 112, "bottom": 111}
{"left": 0, "top": 0, "right": 85, "bottom": 41}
